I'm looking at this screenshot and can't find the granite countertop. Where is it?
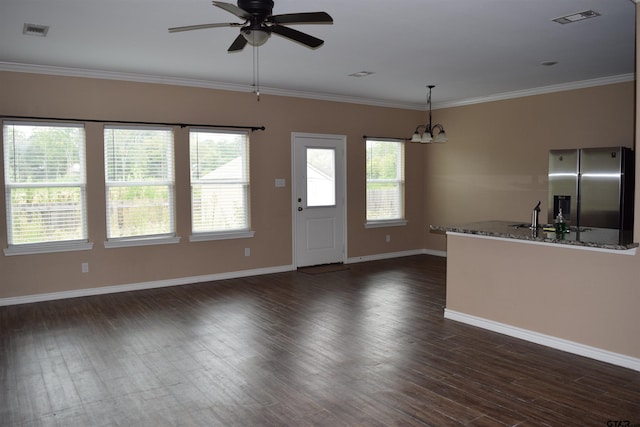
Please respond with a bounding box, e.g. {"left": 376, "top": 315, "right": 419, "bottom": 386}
{"left": 430, "top": 220, "right": 638, "bottom": 251}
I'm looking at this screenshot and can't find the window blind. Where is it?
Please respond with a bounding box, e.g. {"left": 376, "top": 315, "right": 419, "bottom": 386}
{"left": 366, "top": 139, "right": 405, "bottom": 221}
{"left": 3, "top": 121, "right": 87, "bottom": 245}
{"left": 104, "top": 126, "right": 175, "bottom": 239}
{"left": 190, "top": 130, "right": 250, "bottom": 233}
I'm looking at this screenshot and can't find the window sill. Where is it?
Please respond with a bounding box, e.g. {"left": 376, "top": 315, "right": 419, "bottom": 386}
{"left": 4, "top": 241, "right": 94, "bottom": 256}
{"left": 365, "top": 219, "right": 408, "bottom": 229}
{"left": 104, "top": 236, "right": 181, "bottom": 249}
{"left": 189, "top": 230, "right": 256, "bottom": 242}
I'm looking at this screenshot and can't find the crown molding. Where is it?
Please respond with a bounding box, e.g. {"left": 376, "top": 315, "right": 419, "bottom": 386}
{"left": 434, "top": 74, "right": 636, "bottom": 109}
{"left": 0, "top": 61, "right": 422, "bottom": 110}
{"left": 0, "top": 61, "right": 633, "bottom": 111}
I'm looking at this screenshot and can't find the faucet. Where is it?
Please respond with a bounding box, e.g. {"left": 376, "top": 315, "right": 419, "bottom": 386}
{"left": 530, "top": 201, "right": 541, "bottom": 229}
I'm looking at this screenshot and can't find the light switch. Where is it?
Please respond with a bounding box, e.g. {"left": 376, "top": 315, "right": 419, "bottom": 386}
{"left": 275, "top": 178, "right": 286, "bottom": 188}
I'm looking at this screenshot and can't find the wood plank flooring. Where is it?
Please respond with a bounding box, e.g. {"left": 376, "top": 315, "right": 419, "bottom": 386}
{"left": 1, "top": 255, "right": 639, "bottom": 426}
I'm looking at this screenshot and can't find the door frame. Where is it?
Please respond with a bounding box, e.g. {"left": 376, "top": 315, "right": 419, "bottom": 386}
{"left": 291, "top": 132, "right": 348, "bottom": 268}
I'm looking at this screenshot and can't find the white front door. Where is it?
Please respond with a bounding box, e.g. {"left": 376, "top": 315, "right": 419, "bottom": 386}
{"left": 292, "top": 133, "right": 346, "bottom": 267}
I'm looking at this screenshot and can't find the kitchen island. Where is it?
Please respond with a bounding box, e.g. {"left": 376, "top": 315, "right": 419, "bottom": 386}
{"left": 431, "top": 220, "right": 640, "bottom": 371}
{"left": 430, "top": 220, "right": 638, "bottom": 251}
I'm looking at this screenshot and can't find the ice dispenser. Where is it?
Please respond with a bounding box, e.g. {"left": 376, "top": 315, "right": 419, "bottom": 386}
{"left": 548, "top": 149, "right": 579, "bottom": 226}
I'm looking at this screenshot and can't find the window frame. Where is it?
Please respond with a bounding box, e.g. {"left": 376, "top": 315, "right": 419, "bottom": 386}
{"left": 365, "top": 138, "right": 408, "bottom": 228}
{"left": 3, "top": 121, "right": 93, "bottom": 256}
{"left": 103, "top": 125, "right": 179, "bottom": 248}
{"left": 188, "top": 128, "right": 254, "bottom": 242}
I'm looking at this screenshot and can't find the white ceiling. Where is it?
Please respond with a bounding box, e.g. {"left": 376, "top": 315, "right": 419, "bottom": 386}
{"left": 0, "top": 0, "right": 636, "bottom": 109}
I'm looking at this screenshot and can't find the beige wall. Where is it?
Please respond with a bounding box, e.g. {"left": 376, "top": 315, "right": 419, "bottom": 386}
{"left": 0, "top": 71, "right": 426, "bottom": 299}
{"left": 423, "top": 82, "right": 635, "bottom": 252}
{"left": 0, "top": 69, "right": 636, "bottom": 303}
{"left": 446, "top": 234, "right": 640, "bottom": 359}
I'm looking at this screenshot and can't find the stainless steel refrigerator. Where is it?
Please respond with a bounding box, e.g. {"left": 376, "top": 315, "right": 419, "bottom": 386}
{"left": 548, "top": 147, "right": 634, "bottom": 242}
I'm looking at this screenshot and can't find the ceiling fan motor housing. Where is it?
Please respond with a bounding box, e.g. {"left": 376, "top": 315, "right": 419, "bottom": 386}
{"left": 237, "top": 0, "right": 273, "bottom": 17}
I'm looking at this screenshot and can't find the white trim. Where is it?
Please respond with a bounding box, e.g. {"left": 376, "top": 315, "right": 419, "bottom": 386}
{"left": 435, "top": 74, "right": 636, "bottom": 109}
{"left": 422, "top": 248, "right": 447, "bottom": 258}
{"left": 0, "top": 264, "right": 294, "bottom": 307}
{"left": 346, "top": 248, "right": 445, "bottom": 264}
{"left": 0, "top": 61, "right": 632, "bottom": 111}
{"left": 104, "top": 236, "right": 181, "bottom": 248}
{"left": 444, "top": 309, "right": 640, "bottom": 372}
{"left": 447, "top": 231, "right": 637, "bottom": 255}
{"left": 364, "top": 219, "right": 408, "bottom": 229}
{"left": 189, "top": 230, "right": 255, "bottom": 242}
{"left": 4, "top": 241, "right": 94, "bottom": 256}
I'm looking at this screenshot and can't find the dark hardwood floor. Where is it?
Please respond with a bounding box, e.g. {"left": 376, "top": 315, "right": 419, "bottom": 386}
{"left": 1, "top": 255, "right": 639, "bottom": 426}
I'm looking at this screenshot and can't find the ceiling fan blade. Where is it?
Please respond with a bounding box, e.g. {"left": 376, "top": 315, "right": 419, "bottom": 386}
{"left": 168, "top": 22, "right": 242, "bottom": 33}
{"left": 228, "top": 34, "right": 248, "bottom": 52}
{"left": 270, "top": 12, "right": 333, "bottom": 25}
{"left": 212, "top": 1, "right": 252, "bottom": 20}
{"left": 271, "top": 25, "right": 324, "bottom": 48}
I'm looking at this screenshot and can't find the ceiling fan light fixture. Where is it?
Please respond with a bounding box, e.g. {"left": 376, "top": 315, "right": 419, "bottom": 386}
{"left": 242, "top": 29, "right": 271, "bottom": 46}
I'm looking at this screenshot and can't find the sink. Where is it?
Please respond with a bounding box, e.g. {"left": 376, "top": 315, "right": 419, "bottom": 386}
{"left": 510, "top": 223, "right": 535, "bottom": 229}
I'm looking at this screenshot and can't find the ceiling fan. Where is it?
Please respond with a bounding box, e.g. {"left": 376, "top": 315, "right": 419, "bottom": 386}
{"left": 168, "top": 0, "right": 333, "bottom": 52}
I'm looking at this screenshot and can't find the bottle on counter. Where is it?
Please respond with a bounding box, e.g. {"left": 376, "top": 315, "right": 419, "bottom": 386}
{"left": 554, "top": 208, "right": 567, "bottom": 238}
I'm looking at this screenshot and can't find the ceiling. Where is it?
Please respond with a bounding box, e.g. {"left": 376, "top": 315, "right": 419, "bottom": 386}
{"left": 0, "top": 0, "right": 636, "bottom": 109}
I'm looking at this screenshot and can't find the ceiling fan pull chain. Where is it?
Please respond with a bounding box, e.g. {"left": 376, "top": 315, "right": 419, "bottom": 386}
{"left": 253, "top": 44, "right": 260, "bottom": 101}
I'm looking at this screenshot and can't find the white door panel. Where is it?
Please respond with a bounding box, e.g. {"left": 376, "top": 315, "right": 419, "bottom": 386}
{"left": 292, "top": 133, "right": 346, "bottom": 267}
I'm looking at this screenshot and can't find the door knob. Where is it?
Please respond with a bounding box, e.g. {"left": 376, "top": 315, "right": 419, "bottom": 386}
{"left": 298, "top": 207, "right": 303, "bottom": 211}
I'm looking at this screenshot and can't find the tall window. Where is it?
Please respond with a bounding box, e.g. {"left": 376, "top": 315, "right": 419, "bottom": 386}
{"left": 3, "top": 122, "right": 87, "bottom": 247}
{"left": 366, "top": 138, "right": 405, "bottom": 223}
{"left": 190, "top": 130, "right": 250, "bottom": 236}
{"left": 104, "top": 126, "right": 175, "bottom": 240}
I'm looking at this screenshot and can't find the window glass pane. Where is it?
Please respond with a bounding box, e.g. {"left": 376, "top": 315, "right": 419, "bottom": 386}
{"left": 366, "top": 139, "right": 405, "bottom": 221}
{"left": 104, "top": 126, "right": 174, "bottom": 239}
{"left": 9, "top": 187, "right": 85, "bottom": 244}
{"left": 307, "top": 148, "right": 335, "bottom": 207}
{"left": 106, "top": 186, "right": 172, "bottom": 238}
{"left": 3, "top": 122, "right": 87, "bottom": 245}
{"left": 190, "top": 130, "right": 250, "bottom": 233}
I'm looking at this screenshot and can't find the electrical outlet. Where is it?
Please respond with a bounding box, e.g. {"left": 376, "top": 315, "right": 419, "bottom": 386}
{"left": 81, "top": 262, "right": 89, "bottom": 273}
{"left": 244, "top": 248, "right": 250, "bottom": 257}
{"left": 385, "top": 234, "right": 391, "bottom": 243}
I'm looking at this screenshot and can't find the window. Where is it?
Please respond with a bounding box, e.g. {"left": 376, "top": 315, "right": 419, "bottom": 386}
{"left": 104, "top": 126, "right": 176, "bottom": 244}
{"left": 3, "top": 121, "right": 90, "bottom": 253}
{"left": 306, "top": 148, "right": 336, "bottom": 207}
{"left": 365, "top": 138, "right": 406, "bottom": 225}
{"left": 189, "top": 129, "right": 252, "bottom": 240}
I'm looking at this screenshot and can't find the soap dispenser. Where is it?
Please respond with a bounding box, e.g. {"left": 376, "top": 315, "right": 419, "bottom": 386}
{"left": 554, "top": 208, "right": 567, "bottom": 237}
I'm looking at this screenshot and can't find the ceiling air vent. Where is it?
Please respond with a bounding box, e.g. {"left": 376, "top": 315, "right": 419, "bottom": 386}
{"left": 23, "top": 23, "right": 50, "bottom": 37}
{"left": 552, "top": 10, "right": 600, "bottom": 25}
{"left": 348, "top": 71, "right": 375, "bottom": 78}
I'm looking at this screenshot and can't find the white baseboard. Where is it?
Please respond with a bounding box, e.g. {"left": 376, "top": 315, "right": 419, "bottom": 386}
{"left": 444, "top": 309, "right": 640, "bottom": 372}
{"left": 0, "top": 264, "right": 295, "bottom": 307}
{"left": 0, "top": 249, "right": 447, "bottom": 307}
{"left": 346, "top": 248, "right": 446, "bottom": 264}
{"left": 0, "top": 249, "right": 448, "bottom": 306}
